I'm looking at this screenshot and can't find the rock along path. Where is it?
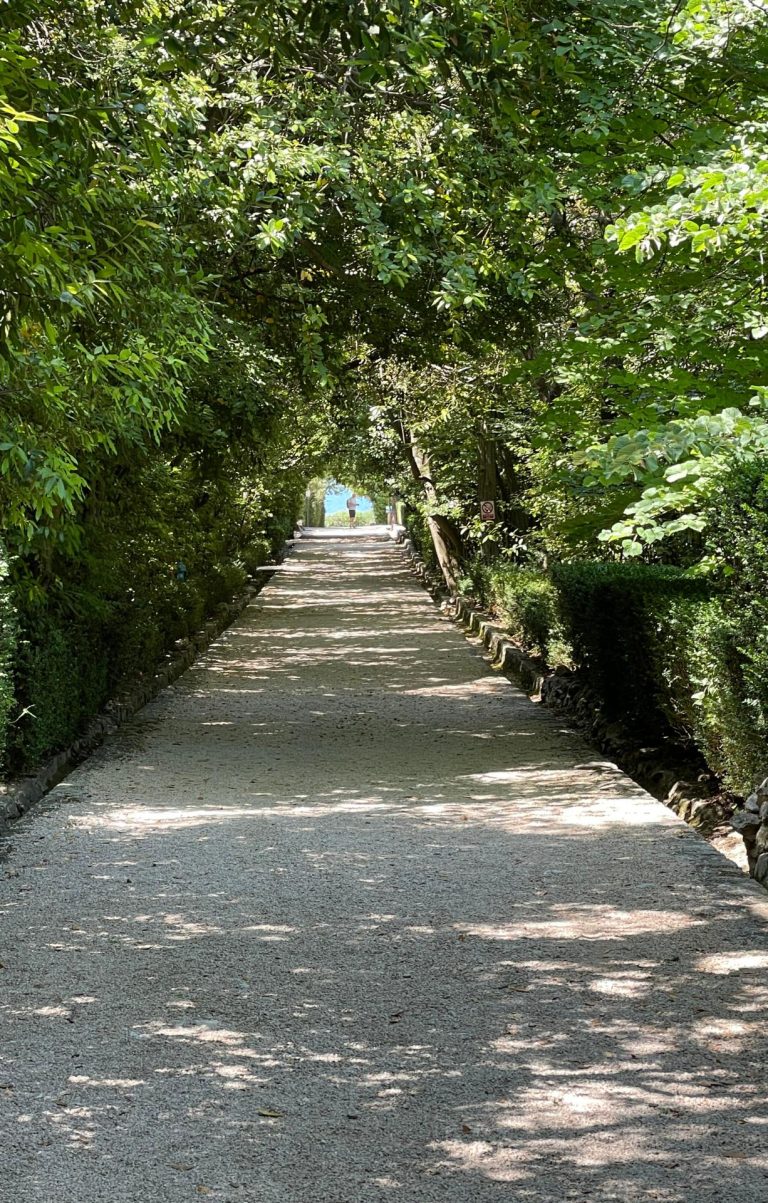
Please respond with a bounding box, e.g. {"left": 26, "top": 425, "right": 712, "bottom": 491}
{"left": 2, "top": 529, "right": 768, "bottom": 1203}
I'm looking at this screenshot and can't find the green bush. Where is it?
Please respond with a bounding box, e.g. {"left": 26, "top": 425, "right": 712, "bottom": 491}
{"left": 13, "top": 606, "right": 110, "bottom": 767}
{"left": 0, "top": 549, "right": 16, "bottom": 771}
{"left": 546, "top": 557, "right": 768, "bottom": 794}
{"left": 551, "top": 562, "right": 712, "bottom": 738}
{"left": 4, "top": 459, "right": 296, "bottom": 774}
{"left": 325, "top": 508, "right": 376, "bottom": 527}
{"left": 404, "top": 512, "right": 438, "bottom": 572}
{"left": 302, "top": 479, "right": 327, "bottom": 527}
{"left": 462, "top": 560, "right": 568, "bottom": 663}
{"left": 444, "top": 529, "right": 768, "bottom": 792}
{"left": 689, "top": 462, "right": 768, "bottom": 792}
{"left": 675, "top": 600, "right": 766, "bottom": 794}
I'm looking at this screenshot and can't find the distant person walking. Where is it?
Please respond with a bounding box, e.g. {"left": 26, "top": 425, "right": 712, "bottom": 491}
{"left": 346, "top": 492, "right": 358, "bottom": 528}
{"left": 386, "top": 494, "right": 397, "bottom": 527}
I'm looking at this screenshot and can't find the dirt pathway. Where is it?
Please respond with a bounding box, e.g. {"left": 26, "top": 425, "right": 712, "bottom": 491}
{"left": 1, "top": 530, "right": 767, "bottom": 1202}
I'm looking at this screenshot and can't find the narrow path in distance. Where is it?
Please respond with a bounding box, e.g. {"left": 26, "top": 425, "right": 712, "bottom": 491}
{"left": 1, "top": 529, "right": 767, "bottom": 1202}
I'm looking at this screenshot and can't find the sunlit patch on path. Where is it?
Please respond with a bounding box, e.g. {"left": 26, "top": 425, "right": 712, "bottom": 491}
{"left": 1, "top": 530, "right": 767, "bottom": 1201}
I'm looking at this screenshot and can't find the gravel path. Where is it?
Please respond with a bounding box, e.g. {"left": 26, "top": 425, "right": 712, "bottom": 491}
{"left": 2, "top": 529, "right": 768, "bottom": 1202}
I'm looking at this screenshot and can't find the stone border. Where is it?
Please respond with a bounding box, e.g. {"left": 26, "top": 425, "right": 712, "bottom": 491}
{"left": 730, "top": 781, "right": 768, "bottom": 885}
{"left": 395, "top": 532, "right": 547, "bottom": 697}
{"left": 393, "top": 529, "right": 747, "bottom": 871}
{"left": 0, "top": 540, "right": 297, "bottom": 829}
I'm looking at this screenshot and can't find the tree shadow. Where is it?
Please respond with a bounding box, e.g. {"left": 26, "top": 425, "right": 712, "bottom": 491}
{"left": 4, "top": 785, "right": 768, "bottom": 1200}
{"left": 2, "top": 535, "right": 768, "bottom": 1200}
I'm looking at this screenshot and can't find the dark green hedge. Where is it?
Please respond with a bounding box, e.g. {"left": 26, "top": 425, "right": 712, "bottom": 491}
{"left": 4, "top": 463, "right": 298, "bottom": 776}
{"left": 13, "top": 607, "right": 111, "bottom": 768}
{"left": 0, "top": 550, "right": 16, "bottom": 769}
{"left": 695, "top": 462, "right": 768, "bottom": 792}
{"left": 461, "top": 562, "right": 565, "bottom": 662}
{"left": 465, "top": 552, "right": 766, "bottom": 796}
{"left": 550, "top": 562, "right": 712, "bottom": 737}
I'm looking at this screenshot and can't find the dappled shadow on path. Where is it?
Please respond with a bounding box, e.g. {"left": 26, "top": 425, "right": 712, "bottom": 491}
{"left": 4, "top": 781, "right": 767, "bottom": 1199}
{"left": 1, "top": 534, "right": 767, "bottom": 1201}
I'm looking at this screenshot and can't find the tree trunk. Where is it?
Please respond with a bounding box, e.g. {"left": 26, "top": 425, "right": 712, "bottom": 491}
{"left": 477, "top": 433, "right": 497, "bottom": 506}
{"left": 496, "top": 444, "right": 531, "bottom": 534}
{"left": 399, "top": 426, "right": 464, "bottom": 590}
{"left": 477, "top": 432, "right": 497, "bottom": 562}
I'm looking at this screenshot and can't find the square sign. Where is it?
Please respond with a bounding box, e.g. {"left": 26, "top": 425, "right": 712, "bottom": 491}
{"left": 480, "top": 500, "right": 496, "bottom": 521}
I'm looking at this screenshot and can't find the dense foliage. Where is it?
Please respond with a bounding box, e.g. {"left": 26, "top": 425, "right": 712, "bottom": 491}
{"left": 459, "top": 559, "right": 767, "bottom": 795}
{"left": 0, "top": 1, "right": 766, "bottom": 793}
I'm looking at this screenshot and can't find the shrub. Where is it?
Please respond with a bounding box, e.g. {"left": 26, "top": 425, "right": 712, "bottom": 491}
{"left": 4, "top": 459, "right": 295, "bottom": 775}
{"left": 434, "top": 527, "right": 767, "bottom": 793}
{"left": 325, "top": 508, "right": 376, "bottom": 527}
{"left": 678, "top": 599, "right": 767, "bottom": 794}
{"left": 0, "top": 549, "right": 16, "bottom": 771}
{"left": 403, "top": 511, "right": 438, "bottom": 572}
{"left": 12, "top": 605, "right": 110, "bottom": 767}
{"left": 551, "top": 561, "right": 712, "bottom": 738}
{"left": 461, "top": 560, "right": 568, "bottom": 663}
{"left": 547, "top": 558, "right": 768, "bottom": 794}
{"left": 692, "top": 462, "right": 768, "bottom": 792}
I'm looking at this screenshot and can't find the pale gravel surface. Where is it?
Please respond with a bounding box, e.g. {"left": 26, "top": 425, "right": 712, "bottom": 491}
{"left": 2, "top": 528, "right": 768, "bottom": 1202}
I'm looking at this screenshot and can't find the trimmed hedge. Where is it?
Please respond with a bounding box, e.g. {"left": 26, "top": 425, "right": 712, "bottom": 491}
{"left": 678, "top": 599, "right": 767, "bottom": 795}
{"left": 13, "top": 606, "right": 111, "bottom": 769}
{"left": 694, "top": 462, "right": 768, "bottom": 792}
{"left": 461, "top": 561, "right": 566, "bottom": 663}
{"left": 465, "top": 554, "right": 767, "bottom": 796}
{"left": 550, "top": 562, "right": 712, "bottom": 737}
{"left": 5, "top": 464, "right": 297, "bottom": 776}
{"left": 0, "top": 549, "right": 16, "bottom": 771}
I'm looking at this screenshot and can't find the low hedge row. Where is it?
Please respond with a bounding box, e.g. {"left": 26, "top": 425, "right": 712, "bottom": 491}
{"left": 549, "top": 562, "right": 712, "bottom": 738}
{"left": 10, "top": 562, "right": 246, "bottom": 771}
{"left": 464, "top": 557, "right": 767, "bottom": 797}
{"left": 460, "top": 562, "right": 567, "bottom": 663}
{"left": 2, "top": 466, "right": 297, "bottom": 777}
{"left": 0, "top": 550, "right": 15, "bottom": 769}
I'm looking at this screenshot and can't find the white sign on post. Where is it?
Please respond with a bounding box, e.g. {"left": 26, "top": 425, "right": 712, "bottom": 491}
{"left": 480, "top": 500, "right": 496, "bottom": 522}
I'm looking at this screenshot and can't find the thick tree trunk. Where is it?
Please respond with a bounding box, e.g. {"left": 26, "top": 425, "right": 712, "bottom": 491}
{"left": 399, "top": 426, "right": 464, "bottom": 591}
{"left": 496, "top": 444, "right": 531, "bottom": 534}
{"left": 477, "top": 432, "right": 497, "bottom": 561}
{"left": 425, "top": 513, "right": 464, "bottom": 591}
{"left": 477, "top": 434, "right": 497, "bottom": 506}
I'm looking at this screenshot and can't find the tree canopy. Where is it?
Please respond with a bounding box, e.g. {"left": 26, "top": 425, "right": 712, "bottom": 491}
{"left": 3, "top": 0, "right": 767, "bottom": 563}
{"left": 2, "top": 1, "right": 768, "bottom": 787}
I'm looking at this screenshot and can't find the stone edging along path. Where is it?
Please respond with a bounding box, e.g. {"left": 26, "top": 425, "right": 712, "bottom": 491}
{"left": 392, "top": 528, "right": 751, "bottom": 877}
{"left": 3, "top": 526, "right": 750, "bottom": 882}
{"left": 0, "top": 540, "right": 297, "bottom": 831}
